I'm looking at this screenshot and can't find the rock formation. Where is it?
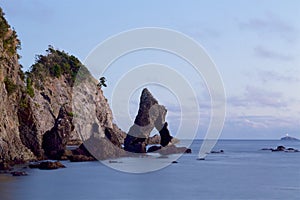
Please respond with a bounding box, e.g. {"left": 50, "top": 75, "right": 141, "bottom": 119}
{"left": 42, "top": 105, "right": 74, "bottom": 160}
{"left": 0, "top": 7, "right": 126, "bottom": 164}
{"left": 124, "top": 88, "right": 173, "bottom": 153}
{"left": 124, "top": 88, "right": 190, "bottom": 154}
{"left": 0, "top": 8, "right": 36, "bottom": 163}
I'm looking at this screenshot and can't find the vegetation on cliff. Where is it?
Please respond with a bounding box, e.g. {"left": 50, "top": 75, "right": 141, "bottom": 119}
{"left": 27, "top": 46, "right": 86, "bottom": 90}
{"left": 0, "top": 6, "right": 125, "bottom": 166}
{"left": 0, "top": 8, "right": 21, "bottom": 57}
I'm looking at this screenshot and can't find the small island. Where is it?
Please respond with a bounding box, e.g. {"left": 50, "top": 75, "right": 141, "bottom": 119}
{"left": 280, "top": 134, "right": 299, "bottom": 141}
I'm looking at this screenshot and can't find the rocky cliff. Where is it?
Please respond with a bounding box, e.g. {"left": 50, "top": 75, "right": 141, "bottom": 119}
{"left": 0, "top": 8, "right": 125, "bottom": 164}
{"left": 0, "top": 8, "right": 36, "bottom": 162}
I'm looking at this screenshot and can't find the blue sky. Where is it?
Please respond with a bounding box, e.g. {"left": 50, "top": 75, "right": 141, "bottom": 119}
{"left": 1, "top": 0, "right": 300, "bottom": 139}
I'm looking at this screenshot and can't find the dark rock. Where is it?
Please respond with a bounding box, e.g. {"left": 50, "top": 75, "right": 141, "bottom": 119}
{"left": 285, "top": 148, "right": 299, "bottom": 152}
{"left": 124, "top": 88, "right": 171, "bottom": 153}
{"left": 159, "top": 122, "right": 173, "bottom": 147}
{"left": 272, "top": 146, "right": 286, "bottom": 152}
{"left": 11, "top": 171, "right": 28, "bottom": 176}
{"left": 286, "top": 147, "right": 295, "bottom": 151}
{"left": 28, "top": 163, "right": 40, "bottom": 169}
{"left": 29, "top": 161, "right": 66, "bottom": 170}
{"left": 42, "top": 105, "right": 74, "bottom": 160}
{"left": 211, "top": 150, "right": 224, "bottom": 154}
{"left": 147, "top": 145, "right": 162, "bottom": 153}
{"left": 104, "top": 125, "right": 126, "bottom": 148}
{"left": 69, "top": 155, "right": 96, "bottom": 162}
{"left": 0, "top": 162, "right": 12, "bottom": 171}
{"left": 185, "top": 148, "right": 192, "bottom": 154}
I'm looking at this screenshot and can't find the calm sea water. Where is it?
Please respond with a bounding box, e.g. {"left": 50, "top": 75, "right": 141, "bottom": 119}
{"left": 0, "top": 140, "right": 299, "bottom": 200}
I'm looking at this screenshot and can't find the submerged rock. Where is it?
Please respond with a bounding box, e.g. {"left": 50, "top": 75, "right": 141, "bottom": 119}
{"left": 11, "top": 171, "right": 28, "bottom": 176}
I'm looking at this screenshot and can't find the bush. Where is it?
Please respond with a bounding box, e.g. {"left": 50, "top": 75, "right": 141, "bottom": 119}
{"left": 53, "top": 64, "right": 62, "bottom": 78}
{"left": 26, "top": 77, "right": 34, "bottom": 97}
{"left": 29, "top": 46, "right": 87, "bottom": 87}
{"left": 4, "top": 77, "right": 17, "bottom": 96}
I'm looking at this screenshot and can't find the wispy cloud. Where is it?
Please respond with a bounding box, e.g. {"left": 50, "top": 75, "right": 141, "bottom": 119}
{"left": 258, "top": 70, "right": 300, "bottom": 83}
{"left": 238, "top": 13, "right": 298, "bottom": 43}
{"left": 254, "top": 46, "right": 293, "bottom": 61}
{"left": 226, "top": 115, "right": 297, "bottom": 129}
{"left": 228, "top": 86, "right": 287, "bottom": 108}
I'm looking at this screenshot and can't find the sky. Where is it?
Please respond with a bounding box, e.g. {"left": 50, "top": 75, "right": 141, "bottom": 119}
{"left": 1, "top": 0, "right": 300, "bottom": 139}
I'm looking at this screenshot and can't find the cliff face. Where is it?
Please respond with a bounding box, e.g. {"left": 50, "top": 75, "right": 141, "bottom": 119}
{"left": 0, "top": 9, "right": 125, "bottom": 163}
{"left": 0, "top": 8, "right": 35, "bottom": 162}
{"left": 17, "top": 47, "right": 126, "bottom": 160}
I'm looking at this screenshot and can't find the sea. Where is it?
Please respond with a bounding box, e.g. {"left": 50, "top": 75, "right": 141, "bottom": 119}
{"left": 0, "top": 140, "right": 299, "bottom": 200}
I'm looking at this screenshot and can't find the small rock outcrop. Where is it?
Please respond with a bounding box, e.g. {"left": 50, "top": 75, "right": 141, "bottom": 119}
{"left": 261, "top": 145, "right": 299, "bottom": 152}
{"left": 29, "top": 161, "right": 66, "bottom": 170}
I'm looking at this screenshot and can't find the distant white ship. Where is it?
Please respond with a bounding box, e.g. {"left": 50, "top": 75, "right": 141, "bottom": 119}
{"left": 280, "top": 133, "right": 299, "bottom": 141}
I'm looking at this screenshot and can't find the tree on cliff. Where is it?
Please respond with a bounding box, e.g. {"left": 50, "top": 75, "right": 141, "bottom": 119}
{"left": 97, "top": 76, "right": 107, "bottom": 88}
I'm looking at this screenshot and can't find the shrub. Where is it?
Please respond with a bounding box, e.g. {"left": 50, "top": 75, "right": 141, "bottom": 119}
{"left": 26, "top": 77, "right": 34, "bottom": 97}
{"left": 4, "top": 77, "right": 17, "bottom": 96}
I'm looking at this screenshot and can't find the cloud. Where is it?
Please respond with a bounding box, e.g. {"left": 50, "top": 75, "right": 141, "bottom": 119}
{"left": 258, "top": 70, "right": 300, "bottom": 83}
{"left": 228, "top": 86, "right": 287, "bottom": 108}
{"left": 254, "top": 46, "right": 293, "bottom": 61}
{"left": 189, "top": 28, "right": 221, "bottom": 39}
{"left": 226, "top": 114, "right": 299, "bottom": 129}
{"left": 238, "top": 13, "right": 297, "bottom": 42}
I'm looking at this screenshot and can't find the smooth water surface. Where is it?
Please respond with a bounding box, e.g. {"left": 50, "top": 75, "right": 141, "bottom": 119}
{"left": 0, "top": 140, "right": 299, "bottom": 200}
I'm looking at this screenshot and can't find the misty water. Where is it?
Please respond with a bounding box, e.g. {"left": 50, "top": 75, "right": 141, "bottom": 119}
{"left": 0, "top": 140, "right": 299, "bottom": 200}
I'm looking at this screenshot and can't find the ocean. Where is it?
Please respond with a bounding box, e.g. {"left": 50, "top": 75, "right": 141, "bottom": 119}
{"left": 0, "top": 140, "right": 299, "bottom": 200}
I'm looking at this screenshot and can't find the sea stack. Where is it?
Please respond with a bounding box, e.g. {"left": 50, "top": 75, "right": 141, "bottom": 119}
{"left": 124, "top": 88, "right": 173, "bottom": 153}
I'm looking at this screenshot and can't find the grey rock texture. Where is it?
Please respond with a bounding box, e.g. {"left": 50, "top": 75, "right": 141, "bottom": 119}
{"left": 0, "top": 9, "right": 35, "bottom": 162}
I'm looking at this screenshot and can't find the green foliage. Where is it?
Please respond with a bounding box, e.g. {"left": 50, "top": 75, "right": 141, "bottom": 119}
{"left": 97, "top": 77, "right": 107, "bottom": 88}
{"left": 28, "top": 46, "right": 89, "bottom": 87}
{"left": 52, "top": 64, "right": 62, "bottom": 78}
{"left": 67, "top": 112, "right": 74, "bottom": 117}
{"left": 26, "top": 77, "right": 34, "bottom": 98}
{"left": 0, "top": 8, "right": 21, "bottom": 56}
{"left": 4, "top": 77, "right": 17, "bottom": 96}
{"left": 19, "top": 97, "right": 29, "bottom": 109}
